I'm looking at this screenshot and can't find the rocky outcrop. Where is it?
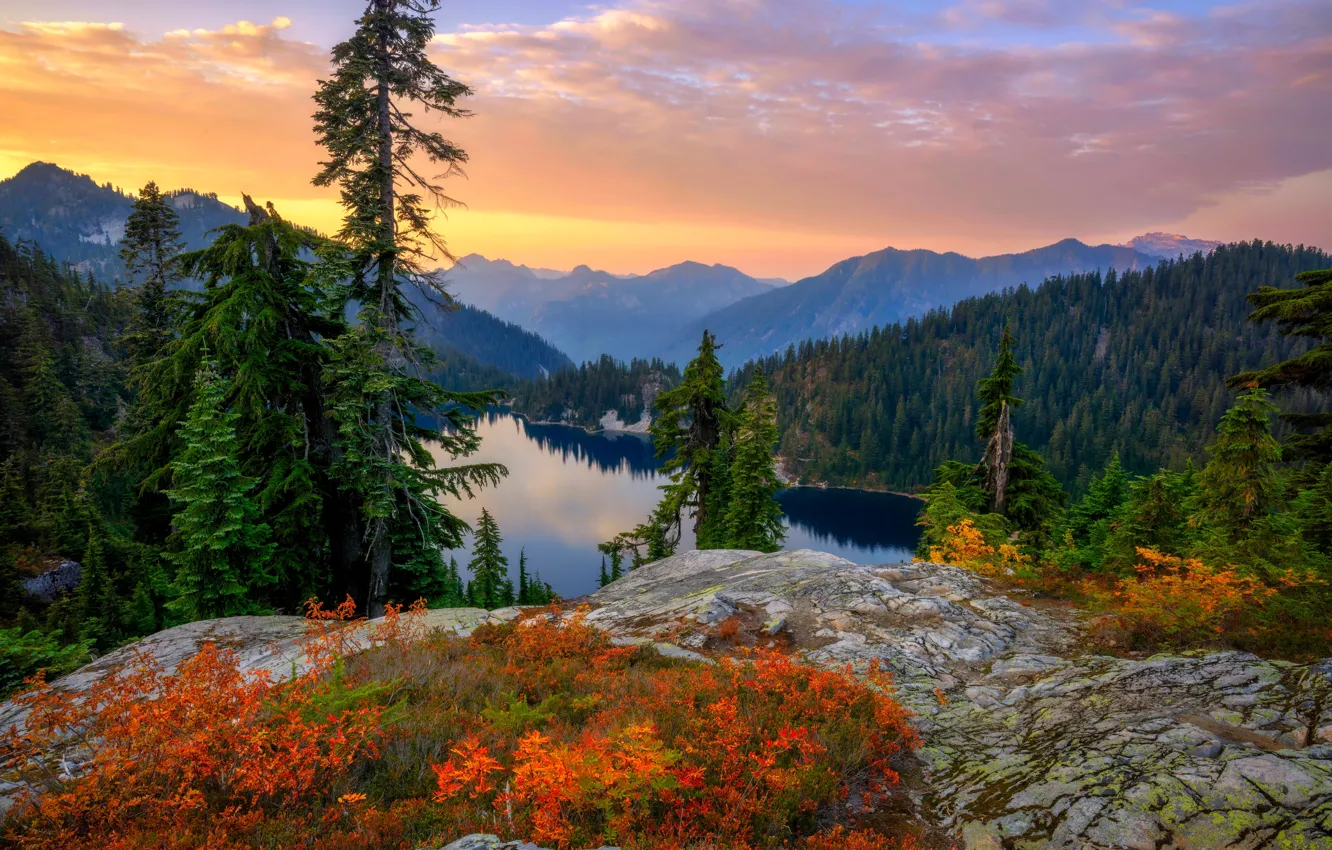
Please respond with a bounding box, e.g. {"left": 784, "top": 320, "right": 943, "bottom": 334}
{"left": 0, "top": 608, "right": 504, "bottom": 738}
{"left": 21, "top": 560, "right": 81, "bottom": 604}
{"left": 586, "top": 550, "right": 1332, "bottom": 850}
{"left": 431, "top": 835, "right": 618, "bottom": 850}
{"left": 6, "top": 550, "right": 1331, "bottom": 848}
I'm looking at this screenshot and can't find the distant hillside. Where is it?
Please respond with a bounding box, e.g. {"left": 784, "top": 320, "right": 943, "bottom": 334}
{"left": 0, "top": 162, "right": 247, "bottom": 281}
{"left": 442, "top": 255, "right": 776, "bottom": 364}
{"left": 0, "top": 162, "right": 571, "bottom": 381}
{"left": 730, "top": 241, "right": 1329, "bottom": 494}
{"left": 670, "top": 238, "right": 1158, "bottom": 368}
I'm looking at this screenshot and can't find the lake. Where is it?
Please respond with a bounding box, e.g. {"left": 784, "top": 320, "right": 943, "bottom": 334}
{"left": 433, "top": 412, "right": 922, "bottom": 599}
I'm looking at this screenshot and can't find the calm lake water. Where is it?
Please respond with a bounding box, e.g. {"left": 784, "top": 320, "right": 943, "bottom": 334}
{"left": 433, "top": 413, "right": 922, "bottom": 599}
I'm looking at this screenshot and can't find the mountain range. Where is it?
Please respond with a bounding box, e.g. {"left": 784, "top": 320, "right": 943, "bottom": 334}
{"left": 3, "top": 161, "right": 1233, "bottom": 374}
{"left": 662, "top": 239, "right": 1159, "bottom": 368}
{"left": 445, "top": 255, "right": 780, "bottom": 363}
{"left": 0, "top": 162, "right": 569, "bottom": 380}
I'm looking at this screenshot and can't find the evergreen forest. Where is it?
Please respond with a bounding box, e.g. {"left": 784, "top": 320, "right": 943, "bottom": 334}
{"left": 733, "top": 241, "right": 1329, "bottom": 494}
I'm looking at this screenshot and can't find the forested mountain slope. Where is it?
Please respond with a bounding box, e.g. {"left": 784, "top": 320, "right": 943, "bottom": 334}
{"left": 0, "top": 163, "right": 570, "bottom": 380}
{"left": 673, "top": 238, "right": 1156, "bottom": 368}
{"left": 0, "top": 163, "right": 243, "bottom": 281}
{"left": 730, "top": 241, "right": 1329, "bottom": 493}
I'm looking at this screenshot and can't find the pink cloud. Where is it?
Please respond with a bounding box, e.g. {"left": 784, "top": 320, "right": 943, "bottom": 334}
{"left": 0, "top": 0, "right": 1327, "bottom": 272}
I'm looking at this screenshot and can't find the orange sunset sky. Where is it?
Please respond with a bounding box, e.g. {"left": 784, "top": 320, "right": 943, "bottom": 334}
{"left": 1, "top": 0, "right": 1329, "bottom": 279}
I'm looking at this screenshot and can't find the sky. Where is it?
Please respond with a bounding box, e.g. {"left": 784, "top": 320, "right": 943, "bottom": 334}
{"left": 0, "top": 0, "right": 1329, "bottom": 279}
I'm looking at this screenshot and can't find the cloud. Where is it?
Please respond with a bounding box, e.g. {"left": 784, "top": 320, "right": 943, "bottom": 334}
{"left": 0, "top": 1, "right": 1328, "bottom": 277}
{"left": 428, "top": 0, "right": 1332, "bottom": 248}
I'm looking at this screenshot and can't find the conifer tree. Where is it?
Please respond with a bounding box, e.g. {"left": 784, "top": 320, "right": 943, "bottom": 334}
{"left": 312, "top": 0, "right": 505, "bottom": 616}
{"left": 517, "top": 548, "right": 529, "bottom": 604}
{"left": 77, "top": 522, "right": 121, "bottom": 649}
{"left": 120, "top": 181, "right": 183, "bottom": 367}
{"left": 723, "top": 368, "right": 785, "bottom": 553}
{"left": 609, "top": 330, "right": 729, "bottom": 560}
{"left": 163, "top": 359, "right": 273, "bottom": 620}
{"left": 1055, "top": 452, "right": 1127, "bottom": 570}
{"left": 1232, "top": 267, "right": 1332, "bottom": 463}
{"left": 696, "top": 432, "right": 733, "bottom": 549}
{"left": 598, "top": 555, "right": 610, "bottom": 588}
{"left": 1195, "top": 388, "right": 1283, "bottom": 540}
{"left": 976, "top": 322, "right": 1023, "bottom": 443}
{"left": 134, "top": 202, "right": 351, "bottom": 609}
{"left": 18, "top": 313, "right": 85, "bottom": 454}
{"left": 467, "top": 508, "right": 511, "bottom": 609}
{"left": 0, "top": 458, "right": 31, "bottom": 546}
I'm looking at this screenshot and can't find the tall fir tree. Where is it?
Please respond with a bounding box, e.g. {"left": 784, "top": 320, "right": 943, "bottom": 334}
{"left": 163, "top": 359, "right": 274, "bottom": 620}
{"left": 120, "top": 181, "right": 184, "bottom": 369}
{"left": 975, "top": 321, "right": 1023, "bottom": 443}
{"left": 467, "top": 508, "right": 512, "bottom": 610}
{"left": 312, "top": 0, "right": 504, "bottom": 616}
{"left": 723, "top": 368, "right": 786, "bottom": 553}
{"left": 598, "top": 555, "right": 610, "bottom": 588}
{"left": 610, "top": 330, "right": 729, "bottom": 560}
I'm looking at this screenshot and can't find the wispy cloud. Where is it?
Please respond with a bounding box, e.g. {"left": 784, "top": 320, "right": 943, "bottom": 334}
{"left": 0, "top": 1, "right": 1328, "bottom": 276}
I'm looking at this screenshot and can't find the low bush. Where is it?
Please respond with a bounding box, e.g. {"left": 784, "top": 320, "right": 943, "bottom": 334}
{"left": 1, "top": 603, "right": 920, "bottom": 850}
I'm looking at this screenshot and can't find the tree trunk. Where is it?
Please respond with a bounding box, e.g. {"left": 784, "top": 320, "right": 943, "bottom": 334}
{"left": 980, "top": 401, "right": 1014, "bottom": 515}
{"left": 365, "top": 0, "right": 398, "bottom": 619}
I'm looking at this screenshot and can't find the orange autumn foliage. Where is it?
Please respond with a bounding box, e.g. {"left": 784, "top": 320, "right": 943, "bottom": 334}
{"left": 926, "top": 520, "right": 1029, "bottom": 580}
{"left": 2, "top": 602, "right": 920, "bottom": 850}
{"left": 429, "top": 613, "right": 919, "bottom": 849}
{"left": 1085, "top": 548, "right": 1279, "bottom": 647}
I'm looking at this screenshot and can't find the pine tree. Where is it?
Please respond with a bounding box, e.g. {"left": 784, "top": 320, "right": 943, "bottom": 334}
{"left": 597, "top": 555, "right": 610, "bottom": 588}
{"left": 723, "top": 368, "right": 785, "bottom": 553}
{"left": 1195, "top": 388, "right": 1283, "bottom": 540}
{"left": 312, "top": 1, "right": 505, "bottom": 616}
{"left": 120, "top": 181, "right": 183, "bottom": 368}
{"left": 467, "top": 508, "right": 510, "bottom": 610}
{"left": 163, "top": 359, "right": 273, "bottom": 620}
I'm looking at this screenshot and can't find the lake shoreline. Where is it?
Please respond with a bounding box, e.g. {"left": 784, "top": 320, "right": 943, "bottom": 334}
{"left": 504, "top": 408, "right": 926, "bottom": 501}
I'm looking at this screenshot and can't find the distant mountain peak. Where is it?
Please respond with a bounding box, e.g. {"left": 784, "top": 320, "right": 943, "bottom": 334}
{"left": 1120, "top": 232, "right": 1223, "bottom": 259}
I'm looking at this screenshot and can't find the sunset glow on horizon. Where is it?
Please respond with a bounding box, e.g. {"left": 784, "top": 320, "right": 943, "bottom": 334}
{"left": 1, "top": 0, "right": 1328, "bottom": 279}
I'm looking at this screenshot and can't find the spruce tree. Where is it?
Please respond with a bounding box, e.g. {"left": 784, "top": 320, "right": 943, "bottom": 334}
{"left": 467, "top": 508, "right": 510, "bottom": 609}
{"left": 120, "top": 181, "right": 183, "bottom": 368}
{"left": 1195, "top": 388, "right": 1283, "bottom": 540}
{"left": 597, "top": 555, "right": 610, "bottom": 588}
{"left": 723, "top": 368, "right": 785, "bottom": 553}
{"left": 163, "top": 359, "right": 273, "bottom": 620}
{"left": 312, "top": 0, "right": 505, "bottom": 616}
